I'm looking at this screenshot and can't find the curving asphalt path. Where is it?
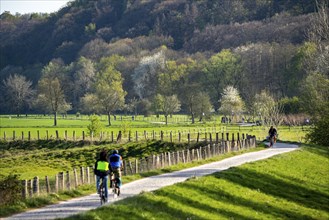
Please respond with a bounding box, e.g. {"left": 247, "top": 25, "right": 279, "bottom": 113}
{"left": 3, "top": 142, "right": 298, "bottom": 220}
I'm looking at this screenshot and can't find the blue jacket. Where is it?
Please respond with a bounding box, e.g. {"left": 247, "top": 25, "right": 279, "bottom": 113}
{"left": 109, "top": 154, "right": 122, "bottom": 168}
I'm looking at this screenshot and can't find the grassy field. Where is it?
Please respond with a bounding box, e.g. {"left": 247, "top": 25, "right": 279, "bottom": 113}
{"left": 67, "top": 144, "right": 329, "bottom": 220}
{"left": 0, "top": 114, "right": 309, "bottom": 142}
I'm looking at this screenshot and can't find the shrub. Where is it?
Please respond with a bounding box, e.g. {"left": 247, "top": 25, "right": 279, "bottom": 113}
{"left": 87, "top": 115, "right": 103, "bottom": 137}
{"left": 0, "top": 174, "right": 22, "bottom": 205}
{"left": 306, "top": 114, "right": 329, "bottom": 146}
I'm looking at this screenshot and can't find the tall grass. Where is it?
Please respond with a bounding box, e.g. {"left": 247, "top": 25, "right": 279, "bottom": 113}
{"left": 67, "top": 144, "right": 329, "bottom": 220}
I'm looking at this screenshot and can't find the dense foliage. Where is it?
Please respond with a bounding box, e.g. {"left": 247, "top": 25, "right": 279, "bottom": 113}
{"left": 0, "top": 0, "right": 328, "bottom": 129}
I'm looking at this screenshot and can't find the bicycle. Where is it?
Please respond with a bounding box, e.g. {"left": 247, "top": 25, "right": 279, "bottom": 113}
{"left": 110, "top": 174, "right": 120, "bottom": 198}
{"left": 269, "top": 135, "right": 277, "bottom": 148}
{"left": 99, "top": 178, "right": 107, "bottom": 205}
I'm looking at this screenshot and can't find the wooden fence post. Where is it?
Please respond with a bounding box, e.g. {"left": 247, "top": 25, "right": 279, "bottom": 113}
{"left": 161, "top": 131, "right": 164, "bottom": 141}
{"left": 117, "top": 131, "right": 122, "bottom": 142}
{"left": 65, "top": 130, "right": 68, "bottom": 141}
{"left": 28, "top": 179, "right": 33, "bottom": 197}
{"left": 123, "top": 161, "right": 127, "bottom": 176}
{"left": 46, "top": 130, "right": 49, "bottom": 140}
{"left": 55, "top": 174, "right": 58, "bottom": 193}
{"left": 82, "top": 131, "right": 85, "bottom": 141}
{"left": 66, "top": 171, "right": 71, "bottom": 190}
{"left": 33, "top": 176, "right": 39, "bottom": 196}
{"left": 188, "top": 133, "right": 190, "bottom": 145}
{"left": 170, "top": 131, "right": 173, "bottom": 142}
{"left": 80, "top": 167, "right": 84, "bottom": 184}
{"left": 22, "top": 180, "right": 27, "bottom": 199}
{"left": 60, "top": 172, "right": 65, "bottom": 190}
{"left": 56, "top": 130, "right": 59, "bottom": 140}
{"left": 135, "top": 131, "right": 138, "bottom": 142}
{"left": 86, "top": 167, "right": 90, "bottom": 184}
{"left": 13, "top": 131, "right": 15, "bottom": 141}
{"left": 135, "top": 159, "right": 138, "bottom": 174}
{"left": 3, "top": 131, "right": 6, "bottom": 141}
{"left": 28, "top": 131, "right": 31, "bottom": 141}
{"left": 37, "top": 130, "right": 40, "bottom": 140}
{"left": 45, "top": 176, "right": 50, "bottom": 193}
{"left": 178, "top": 132, "right": 181, "bottom": 142}
{"left": 73, "top": 168, "right": 78, "bottom": 188}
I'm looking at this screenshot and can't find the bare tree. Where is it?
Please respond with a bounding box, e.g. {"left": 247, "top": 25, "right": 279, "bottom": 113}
{"left": 36, "top": 60, "right": 71, "bottom": 126}
{"left": 2, "top": 74, "right": 35, "bottom": 116}
{"left": 156, "top": 94, "right": 181, "bottom": 125}
{"left": 307, "top": 0, "right": 329, "bottom": 75}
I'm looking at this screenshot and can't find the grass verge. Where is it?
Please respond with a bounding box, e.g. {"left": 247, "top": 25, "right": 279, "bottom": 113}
{"left": 0, "top": 145, "right": 266, "bottom": 218}
{"left": 67, "top": 144, "right": 329, "bottom": 220}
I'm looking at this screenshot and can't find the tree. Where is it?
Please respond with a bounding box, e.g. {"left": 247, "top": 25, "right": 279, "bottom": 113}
{"left": 251, "top": 90, "right": 283, "bottom": 126}
{"left": 2, "top": 74, "right": 34, "bottom": 116}
{"left": 72, "top": 56, "right": 96, "bottom": 110}
{"left": 156, "top": 94, "right": 181, "bottom": 125}
{"left": 300, "top": 72, "right": 329, "bottom": 118}
{"left": 194, "top": 92, "right": 213, "bottom": 122}
{"left": 87, "top": 114, "right": 103, "bottom": 137}
{"left": 158, "top": 61, "right": 188, "bottom": 96}
{"left": 219, "top": 86, "right": 245, "bottom": 123}
{"left": 202, "top": 50, "right": 241, "bottom": 111}
{"left": 35, "top": 60, "right": 71, "bottom": 126}
{"left": 82, "top": 56, "right": 126, "bottom": 126}
{"left": 132, "top": 50, "right": 165, "bottom": 99}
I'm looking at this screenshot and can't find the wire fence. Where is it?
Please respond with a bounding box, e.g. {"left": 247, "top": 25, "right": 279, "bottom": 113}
{"left": 20, "top": 136, "right": 257, "bottom": 199}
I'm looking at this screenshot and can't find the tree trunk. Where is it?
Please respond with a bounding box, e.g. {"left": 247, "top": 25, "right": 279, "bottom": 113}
{"left": 54, "top": 111, "right": 57, "bottom": 126}
{"left": 107, "top": 112, "right": 111, "bottom": 126}
{"left": 191, "top": 113, "right": 195, "bottom": 124}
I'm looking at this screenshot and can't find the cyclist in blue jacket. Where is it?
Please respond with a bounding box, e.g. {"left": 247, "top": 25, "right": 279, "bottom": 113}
{"left": 109, "top": 149, "right": 123, "bottom": 194}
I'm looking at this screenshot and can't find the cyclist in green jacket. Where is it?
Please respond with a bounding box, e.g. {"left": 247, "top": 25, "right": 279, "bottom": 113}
{"left": 94, "top": 150, "right": 110, "bottom": 202}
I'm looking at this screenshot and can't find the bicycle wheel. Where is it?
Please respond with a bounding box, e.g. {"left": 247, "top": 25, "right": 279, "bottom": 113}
{"left": 110, "top": 178, "right": 117, "bottom": 198}
{"left": 100, "top": 182, "right": 106, "bottom": 205}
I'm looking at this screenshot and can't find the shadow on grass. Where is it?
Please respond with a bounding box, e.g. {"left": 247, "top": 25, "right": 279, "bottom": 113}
{"left": 181, "top": 182, "right": 313, "bottom": 219}
{"left": 212, "top": 167, "right": 329, "bottom": 212}
{"left": 154, "top": 189, "right": 254, "bottom": 219}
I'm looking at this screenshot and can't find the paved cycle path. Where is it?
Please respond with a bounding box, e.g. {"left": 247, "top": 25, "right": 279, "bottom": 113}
{"left": 4, "top": 143, "right": 298, "bottom": 220}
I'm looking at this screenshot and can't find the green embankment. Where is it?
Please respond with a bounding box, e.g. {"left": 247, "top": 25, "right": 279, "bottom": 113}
{"left": 68, "top": 144, "right": 329, "bottom": 220}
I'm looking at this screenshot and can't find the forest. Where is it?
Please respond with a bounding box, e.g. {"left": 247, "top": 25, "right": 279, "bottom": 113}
{"left": 0, "top": 0, "right": 328, "bottom": 128}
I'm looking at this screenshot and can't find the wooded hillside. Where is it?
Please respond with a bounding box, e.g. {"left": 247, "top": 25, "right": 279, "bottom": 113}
{"left": 0, "top": 0, "right": 328, "bottom": 125}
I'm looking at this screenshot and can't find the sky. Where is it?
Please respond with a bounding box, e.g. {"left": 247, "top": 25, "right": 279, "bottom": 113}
{"left": 0, "top": 0, "right": 72, "bottom": 15}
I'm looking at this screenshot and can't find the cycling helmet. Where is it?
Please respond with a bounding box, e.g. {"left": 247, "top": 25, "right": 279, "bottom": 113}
{"left": 112, "top": 149, "right": 118, "bottom": 154}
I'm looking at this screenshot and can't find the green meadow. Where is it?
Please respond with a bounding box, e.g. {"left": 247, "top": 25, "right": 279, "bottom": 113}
{"left": 0, "top": 114, "right": 308, "bottom": 142}
{"left": 0, "top": 114, "right": 315, "bottom": 218}
{"left": 67, "top": 144, "right": 329, "bottom": 220}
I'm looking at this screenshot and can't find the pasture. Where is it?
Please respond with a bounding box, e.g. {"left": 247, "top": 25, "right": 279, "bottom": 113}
{"left": 0, "top": 114, "right": 308, "bottom": 142}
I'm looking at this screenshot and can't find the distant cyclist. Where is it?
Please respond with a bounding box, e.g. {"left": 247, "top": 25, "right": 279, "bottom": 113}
{"left": 109, "top": 149, "right": 123, "bottom": 194}
{"left": 268, "top": 126, "right": 277, "bottom": 147}
{"left": 94, "top": 149, "right": 110, "bottom": 202}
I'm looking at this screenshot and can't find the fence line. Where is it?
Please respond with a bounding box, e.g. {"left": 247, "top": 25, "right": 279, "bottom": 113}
{"left": 1, "top": 128, "right": 268, "bottom": 143}
{"left": 20, "top": 136, "right": 256, "bottom": 198}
